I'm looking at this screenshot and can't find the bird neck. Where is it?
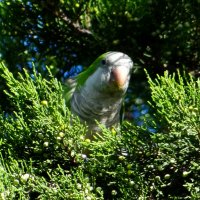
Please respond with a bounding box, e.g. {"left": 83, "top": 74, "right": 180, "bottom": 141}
{"left": 70, "top": 86, "right": 123, "bottom": 131}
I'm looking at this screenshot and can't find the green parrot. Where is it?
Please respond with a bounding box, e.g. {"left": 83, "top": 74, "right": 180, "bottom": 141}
{"left": 64, "top": 52, "right": 133, "bottom": 139}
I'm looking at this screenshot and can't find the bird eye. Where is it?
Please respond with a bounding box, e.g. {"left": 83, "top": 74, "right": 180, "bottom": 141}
{"left": 101, "top": 59, "right": 106, "bottom": 65}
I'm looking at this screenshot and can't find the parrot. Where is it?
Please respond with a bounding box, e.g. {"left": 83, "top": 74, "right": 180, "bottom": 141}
{"left": 64, "top": 51, "right": 133, "bottom": 139}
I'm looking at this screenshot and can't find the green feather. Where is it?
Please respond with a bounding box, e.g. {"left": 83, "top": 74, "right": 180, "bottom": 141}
{"left": 76, "top": 52, "right": 107, "bottom": 87}
{"left": 63, "top": 52, "right": 107, "bottom": 104}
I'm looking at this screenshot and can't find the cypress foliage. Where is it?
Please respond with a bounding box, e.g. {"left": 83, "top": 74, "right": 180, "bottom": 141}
{"left": 0, "top": 63, "right": 200, "bottom": 199}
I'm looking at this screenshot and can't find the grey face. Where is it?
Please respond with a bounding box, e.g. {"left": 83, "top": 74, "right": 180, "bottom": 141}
{"left": 90, "top": 52, "right": 133, "bottom": 94}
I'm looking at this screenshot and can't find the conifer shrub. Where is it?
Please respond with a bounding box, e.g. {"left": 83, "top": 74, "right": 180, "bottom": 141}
{"left": 0, "top": 62, "right": 200, "bottom": 199}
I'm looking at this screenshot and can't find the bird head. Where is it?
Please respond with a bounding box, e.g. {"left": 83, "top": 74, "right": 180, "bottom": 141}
{"left": 76, "top": 52, "right": 133, "bottom": 97}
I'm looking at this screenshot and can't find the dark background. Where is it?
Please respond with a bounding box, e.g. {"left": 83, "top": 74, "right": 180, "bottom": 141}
{"left": 0, "top": 0, "right": 200, "bottom": 117}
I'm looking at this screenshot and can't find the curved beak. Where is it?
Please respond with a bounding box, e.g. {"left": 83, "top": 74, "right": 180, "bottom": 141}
{"left": 111, "top": 66, "right": 131, "bottom": 89}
